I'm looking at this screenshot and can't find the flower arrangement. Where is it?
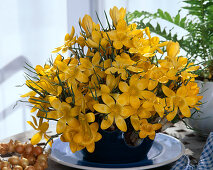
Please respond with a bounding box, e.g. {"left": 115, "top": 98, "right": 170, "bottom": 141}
{"left": 127, "top": 0, "right": 213, "bottom": 80}
{"left": 22, "top": 6, "right": 202, "bottom": 153}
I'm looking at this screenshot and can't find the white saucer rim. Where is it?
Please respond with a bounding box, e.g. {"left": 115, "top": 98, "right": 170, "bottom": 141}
{"left": 48, "top": 133, "right": 185, "bottom": 170}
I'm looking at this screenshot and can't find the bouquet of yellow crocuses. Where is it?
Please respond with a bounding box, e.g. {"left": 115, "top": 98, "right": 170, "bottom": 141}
{"left": 22, "top": 6, "right": 202, "bottom": 153}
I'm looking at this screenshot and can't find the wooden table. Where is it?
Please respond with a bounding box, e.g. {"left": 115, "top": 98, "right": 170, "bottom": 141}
{"left": 0, "top": 122, "right": 208, "bottom": 169}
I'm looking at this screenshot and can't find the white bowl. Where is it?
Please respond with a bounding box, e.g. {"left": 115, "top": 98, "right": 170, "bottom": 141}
{"left": 187, "top": 81, "right": 213, "bottom": 136}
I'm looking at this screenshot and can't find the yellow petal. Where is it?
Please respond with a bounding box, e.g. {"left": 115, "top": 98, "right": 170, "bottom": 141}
{"left": 67, "top": 118, "right": 80, "bottom": 127}
{"left": 105, "top": 67, "right": 117, "bottom": 74}
{"left": 129, "top": 74, "right": 139, "bottom": 86}
{"left": 44, "top": 134, "right": 53, "bottom": 147}
{"left": 56, "top": 117, "right": 67, "bottom": 134}
{"left": 86, "top": 143, "right": 95, "bottom": 153}
{"left": 69, "top": 142, "right": 78, "bottom": 153}
{"left": 32, "top": 116, "right": 38, "bottom": 126}
{"left": 154, "top": 104, "right": 164, "bottom": 117}
{"left": 119, "top": 82, "right": 129, "bottom": 92}
{"left": 113, "top": 41, "right": 123, "bottom": 49}
{"left": 120, "top": 69, "right": 128, "bottom": 80}
{"left": 66, "top": 97, "right": 72, "bottom": 103}
{"left": 82, "top": 14, "right": 93, "bottom": 36}
{"left": 57, "top": 86, "right": 62, "bottom": 96}
{"left": 139, "top": 91, "right": 155, "bottom": 99}
{"left": 92, "top": 52, "right": 101, "bottom": 65}
{"left": 102, "top": 94, "right": 115, "bottom": 107}
{"left": 148, "top": 133, "right": 156, "bottom": 140}
{"left": 101, "top": 85, "right": 110, "bottom": 94}
{"left": 130, "top": 115, "right": 140, "bottom": 131}
{"left": 138, "top": 109, "right": 152, "bottom": 119}
{"left": 52, "top": 47, "right": 62, "bottom": 53}
{"left": 139, "top": 130, "right": 147, "bottom": 138}
{"left": 21, "top": 91, "right": 36, "bottom": 98}
{"left": 70, "top": 26, "right": 75, "bottom": 40}
{"left": 103, "top": 59, "right": 112, "bottom": 69}
{"left": 70, "top": 107, "right": 81, "bottom": 117}
{"left": 62, "top": 47, "right": 68, "bottom": 53}
{"left": 73, "top": 133, "right": 83, "bottom": 144}
{"left": 61, "top": 102, "right": 71, "bottom": 113}
{"left": 166, "top": 107, "right": 178, "bottom": 121}
{"left": 177, "top": 86, "right": 187, "bottom": 97}
{"left": 106, "top": 74, "right": 117, "bottom": 90}
{"left": 122, "top": 106, "right": 134, "bottom": 117}
{"left": 137, "top": 79, "right": 148, "bottom": 90}
{"left": 158, "top": 76, "right": 168, "bottom": 83}
{"left": 148, "top": 80, "right": 158, "bottom": 90}
{"left": 95, "top": 133, "right": 102, "bottom": 142}
{"left": 40, "top": 122, "right": 49, "bottom": 133}
{"left": 130, "top": 96, "right": 140, "bottom": 109}
{"left": 76, "top": 70, "right": 89, "bottom": 83}
{"left": 64, "top": 33, "right": 70, "bottom": 41}
{"left": 101, "top": 114, "right": 114, "bottom": 130}
{"left": 153, "top": 123, "right": 162, "bottom": 130}
{"left": 179, "top": 103, "right": 191, "bottom": 117}
{"left": 49, "top": 97, "right": 61, "bottom": 110}
{"left": 30, "top": 107, "right": 37, "bottom": 113}
{"left": 185, "top": 97, "right": 197, "bottom": 106}
{"left": 166, "top": 41, "right": 179, "bottom": 58}
{"left": 47, "top": 111, "right": 61, "bottom": 119}
{"left": 54, "top": 60, "right": 67, "bottom": 72}
{"left": 93, "top": 104, "right": 110, "bottom": 113}
{"left": 115, "top": 115, "right": 127, "bottom": 132}
{"left": 162, "top": 85, "right": 175, "bottom": 97}
{"left": 86, "top": 112, "right": 95, "bottom": 122}
{"left": 27, "top": 121, "right": 37, "bottom": 130}
{"left": 87, "top": 39, "right": 99, "bottom": 48}
{"left": 122, "top": 39, "right": 133, "bottom": 48}
{"left": 90, "top": 122, "right": 99, "bottom": 132}
{"left": 142, "top": 101, "right": 153, "bottom": 108}
{"left": 140, "top": 119, "right": 148, "bottom": 124}
{"left": 117, "top": 93, "right": 129, "bottom": 106}
{"left": 31, "top": 132, "right": 42, "bottom": 145}
{"left": 80, "top": 58, "right": 92, "bottom": 69}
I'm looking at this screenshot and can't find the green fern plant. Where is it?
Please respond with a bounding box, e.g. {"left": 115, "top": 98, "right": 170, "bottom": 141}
{"left": 127, "top": 0, "right": 213, "bottom": 80}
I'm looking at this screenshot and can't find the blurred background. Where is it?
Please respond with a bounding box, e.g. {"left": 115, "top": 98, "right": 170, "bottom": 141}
{"left": 0, "top": 0, "right": 188, "bottom": 139}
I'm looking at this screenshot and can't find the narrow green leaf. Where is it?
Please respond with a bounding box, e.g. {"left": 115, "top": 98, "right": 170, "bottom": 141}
{"left": 180, "top": 17, "right": 187, "bottom": 27}
{"left": 174, "top": 13, "right": 180, "bottom": 25}
{"left": 164, "top": 12, "right": 173, "bottom": 22}
{"left": 157, "top": 9, "right": 164, "bottom": 19}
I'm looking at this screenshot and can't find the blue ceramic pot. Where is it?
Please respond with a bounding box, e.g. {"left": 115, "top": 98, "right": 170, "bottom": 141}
{"left": 81, "top": 129, "right": 154, "bottom": 164}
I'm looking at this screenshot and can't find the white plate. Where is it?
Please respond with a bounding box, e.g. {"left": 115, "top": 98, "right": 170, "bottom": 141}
{"left": 47, "top": 133, "right": 184, "bottom": 170}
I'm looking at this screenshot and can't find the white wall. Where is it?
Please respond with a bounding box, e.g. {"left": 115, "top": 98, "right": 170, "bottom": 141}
{"left": 0, "top": 0, "right": 68, "bottom": 139}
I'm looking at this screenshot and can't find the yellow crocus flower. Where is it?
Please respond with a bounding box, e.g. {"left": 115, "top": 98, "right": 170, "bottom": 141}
{"left": 162, "top": 85, "right": 199, "bottom": 121}
{"left": 52, "top": 26, "right": 76, "bottom": 53}
{"left": 27, "top": 117, "right": 52, "bottom": 146}
{"left": 110, "top": 6, "right": 126, "bottom": 27}
{"left": 108, "top": 20, "right": 133, "bottom": 49}
{"left": 80, "top": 15, "right": 100, "bottom": 37}
{"left": 117, "top": 74, "right": 148, "bottom": 109}
{"left": 61, "top": 118, "right": 102, "bottom": 153}
{"left": 93, "top": 94, "right": 127, "bottom": 132}
{"left": 48, "top": 97, "right": 80, "bottom": 134}
{"left": 122, "top": 104, "right": 154, "bottom": 131}
{"left": 55, "top": 59, "right": 89, "bottom": 84}
{"left": 166, "top": 41, "right": 180, "bottom": 58}
{"left": 140, "top": 91, "right": 166, "bottom": 118}
{"left": 88, "top": 74, "right": 120, "bottom": 99}
{"left": 105, "top": 53, "right": 135, "bottom": 80}
{"left": 139, "top": 119, "right": 162, "bottom": 140}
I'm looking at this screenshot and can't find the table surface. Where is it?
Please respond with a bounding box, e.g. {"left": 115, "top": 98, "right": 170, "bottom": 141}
{"left": 0, "top": 122, "right": 208, "bottom": 169}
